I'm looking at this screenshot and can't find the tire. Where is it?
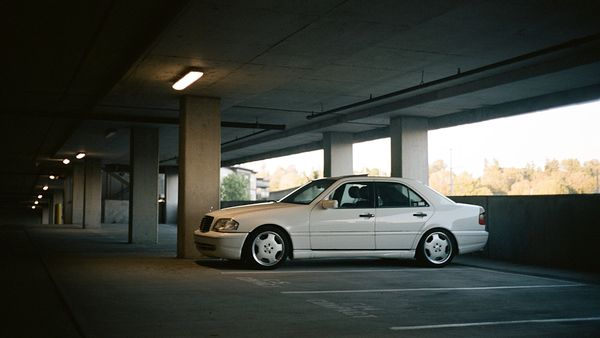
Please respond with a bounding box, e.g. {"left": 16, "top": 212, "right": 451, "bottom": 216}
{"left": 243, "top": 226, "right": 289, "bottom": 269}
{"left": 416, "top": 229, "right": 456, "bottom": 267}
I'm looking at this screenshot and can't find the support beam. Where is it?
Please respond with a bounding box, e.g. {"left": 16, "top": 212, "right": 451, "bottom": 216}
{"left": 83, "top": 158, "right": 102, "bottom": 228}
{"left": 178, "top": 96, "right": 221, "bottom": 258}
{"left": 129, "top": 127, "right": 159, "bottom": 244}
{"left": 71, "top": 163, "right": 85, "bottom": 225}
{"left": 63, "top": 176, "right": 73, "bottom": 224}
{"left": 323, "top": 132, "right": 353, "bottom": 177}
{"left": 390, "top": 117, "right": 429, "bottom": 184}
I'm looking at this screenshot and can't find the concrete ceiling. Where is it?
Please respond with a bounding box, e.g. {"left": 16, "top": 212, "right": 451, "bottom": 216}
{"left": 3, "top": 0, "right": 600, "bottom": 210}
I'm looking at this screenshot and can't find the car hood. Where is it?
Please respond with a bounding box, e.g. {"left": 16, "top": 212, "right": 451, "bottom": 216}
{"left": 208, "top": 202, "right": 304, "bottom": 219}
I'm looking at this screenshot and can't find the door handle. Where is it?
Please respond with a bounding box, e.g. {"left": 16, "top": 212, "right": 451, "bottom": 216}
{"left": 359, "top": 213, "right": 374, "bottom": 218}
{"left": 413, "top": 212, "right": 428, "bottom": 218}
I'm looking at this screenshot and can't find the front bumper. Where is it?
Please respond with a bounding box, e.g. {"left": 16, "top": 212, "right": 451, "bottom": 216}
{"left": 193, "top": 229, "right": 248, "bottom": 260}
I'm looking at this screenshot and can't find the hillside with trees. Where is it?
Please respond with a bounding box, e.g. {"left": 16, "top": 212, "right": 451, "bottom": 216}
{"left": 429, "top": 159, "right": 600, "bottom": 196}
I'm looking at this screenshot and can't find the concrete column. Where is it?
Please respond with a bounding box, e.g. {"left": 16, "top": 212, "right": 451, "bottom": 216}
{"left": 323, "top": 132, "right": 353, "bottom": 177}
{"left": 42, "top": 207, "right": 50, "bottom": 225}
{"left": 178, "top": 96, "right": 221, "bottom": 258}
{"left": 71, "top": 163, "right": 85, "bottom": 225}
{"left": 63, "top": 176, "right": 73, "bottom": 224}
{"left": 48, "top": 193, "right": 55, "bottom": 225}
{"left": 83, "top": 158, "right": 102, "bottom": 228}
{"left": 165, "top": 166, "right": 179, "bottom": 225}
{"left": 390, "top": 116, "right": 429, "bottom": 184}
{"left": 129, "top": 127, "right": 159, "bottom": 244}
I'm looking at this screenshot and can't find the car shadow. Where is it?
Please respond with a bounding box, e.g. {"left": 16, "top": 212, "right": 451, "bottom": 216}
{"left": 194, "top": 257, "right": 422, "bottom": 271}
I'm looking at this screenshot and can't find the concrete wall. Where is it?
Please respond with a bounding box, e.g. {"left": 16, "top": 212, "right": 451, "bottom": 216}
{"left": 450, "top": 194, "right": 600, "bottom": 272}
{"left": 0, "top": 210, "right": 41, "bottom": 225}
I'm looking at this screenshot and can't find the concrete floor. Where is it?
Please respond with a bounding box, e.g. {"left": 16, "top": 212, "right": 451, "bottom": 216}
{"left": 3, "top": 223, "right": 600, "bottom": 337}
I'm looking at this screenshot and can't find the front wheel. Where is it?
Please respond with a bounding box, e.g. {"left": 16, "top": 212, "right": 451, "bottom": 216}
{"left": 243, "top": 226, "right": 289, "bottom": 269}
{"left": 416, "top": 230, "right": 455, "bottom": 267}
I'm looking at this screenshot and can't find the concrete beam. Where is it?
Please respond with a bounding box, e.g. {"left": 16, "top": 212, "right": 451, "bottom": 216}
{"left": 83, "top": 158, "right": 102, "bottom": 228}
{"left": 129, "top": 127, "right": 159, "bottom": 244}
{"left": 71, "top": 163, "right": 85, "bottom": 225}
{"left": 178, "top": 96, "right": 221, "bottom": 258}
{"left": 323, "top": 132, "right": 353, "bottom": 177}
{"left": 390, "top": 117, "right": 429, "bottom": 184}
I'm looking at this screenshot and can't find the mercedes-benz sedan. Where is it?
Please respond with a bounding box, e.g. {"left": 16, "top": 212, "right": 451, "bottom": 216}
{"left": 194, "top": 176, "right": 488, "bottom": 269}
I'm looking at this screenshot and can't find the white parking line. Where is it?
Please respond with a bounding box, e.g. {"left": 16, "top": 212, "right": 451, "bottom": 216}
{"left": 390, "top": 316, "right": 600, "bottom": 331}
{"left": 281, "top": 283, "right": 585, "bottom": 294}
{"left": 464, "top": 266, "right": 581, "bottom": 284}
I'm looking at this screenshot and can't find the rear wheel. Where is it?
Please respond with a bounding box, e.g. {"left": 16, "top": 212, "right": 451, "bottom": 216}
{"left": 243, "top": 226, "right": 288, "bottom": 269}
{"left": 417, "top": 229, "right": 455, "bottom": 267}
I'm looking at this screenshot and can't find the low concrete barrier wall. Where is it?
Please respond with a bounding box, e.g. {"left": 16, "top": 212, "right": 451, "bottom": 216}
{"left": 450, "top": 194, "right": 600, "bottom": 272}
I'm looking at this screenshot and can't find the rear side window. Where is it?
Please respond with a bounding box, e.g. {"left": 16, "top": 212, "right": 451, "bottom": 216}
{"left": 375, "top": 182, "right": 429, "bottom": 208}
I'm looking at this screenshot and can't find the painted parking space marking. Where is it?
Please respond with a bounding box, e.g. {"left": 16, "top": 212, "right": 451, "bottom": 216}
{"left": 281, "top": 283, "right": 585, "bottom": 295}
{"left": 463, "top": 266, "right": 583, "bottom": 284}
{"left": 390, "top": 316, "right": 600, "bottom": 331}
{"left": 236, "top": 277, "right": 290, "bottom": 288}
{"left": 307, "top": 299, "right": 380, "bottom": 318}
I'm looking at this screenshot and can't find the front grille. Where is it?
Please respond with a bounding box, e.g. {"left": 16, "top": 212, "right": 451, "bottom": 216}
{"left": 200, "top": 216, "right": 214, "bottom": 232}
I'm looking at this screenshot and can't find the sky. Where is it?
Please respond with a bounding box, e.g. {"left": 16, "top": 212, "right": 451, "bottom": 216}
{"left": 242, "top": 100, "right": 600, "bottom": 178}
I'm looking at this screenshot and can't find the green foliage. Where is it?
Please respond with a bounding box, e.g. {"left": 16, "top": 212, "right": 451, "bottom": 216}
{"left": 221, "top": 173, "right": 250, "bottom": 201}
{"left": 430, "top": 158, "right": 600, "bottom": 196}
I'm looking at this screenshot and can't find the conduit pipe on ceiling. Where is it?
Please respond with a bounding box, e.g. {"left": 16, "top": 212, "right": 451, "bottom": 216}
{"left": 306, "top": 33, "right": 600, "bottom": 120}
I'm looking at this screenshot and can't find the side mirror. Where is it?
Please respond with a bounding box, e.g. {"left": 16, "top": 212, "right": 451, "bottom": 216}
{"left": 321, "top": 199, "right": 338, "bottom": 209}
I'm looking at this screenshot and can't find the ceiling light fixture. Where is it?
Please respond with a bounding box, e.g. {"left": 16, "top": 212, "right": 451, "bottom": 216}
{"left": 42, "top": 185, "right": 49, "bottom": 191}
{"left": 37, "top": 194, "right": 43, "bottom": 199}
{"left": 62, "top": 158, "right": 71, "bottom": 165}
{"left": 34, "top": 201, "right": 39, "bottom": 205}
{"left": 49, "top": 175, "right": 56, "bottom": 180}
{"left": 75, "top": 152, "right": 86, "bottom": 160}
{"left": 32, "top": 206, "right": 36, "bottom": 209}
{"left": 172, "top": 68, "right": 203, "bottom": 90}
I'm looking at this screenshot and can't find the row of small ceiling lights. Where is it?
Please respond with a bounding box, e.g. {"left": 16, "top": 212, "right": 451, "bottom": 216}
{"left": 30, "top": 68, "right": 200, "bottom": 210}
{"left": 31, "top": 152, "right": 86, "bottom": 210}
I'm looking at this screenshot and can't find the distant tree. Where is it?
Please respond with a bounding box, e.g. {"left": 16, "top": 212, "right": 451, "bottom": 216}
{"left": 221, "top": 173, "right": 250, "bottom": 201}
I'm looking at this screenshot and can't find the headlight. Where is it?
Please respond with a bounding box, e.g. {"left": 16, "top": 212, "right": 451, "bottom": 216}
{"left": 213, "top": 218, "right": 239, "bottom": 232}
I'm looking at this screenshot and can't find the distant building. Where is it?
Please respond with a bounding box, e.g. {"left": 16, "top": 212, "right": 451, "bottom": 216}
{"left": 220, "top": 166, "right": 269, "bottom": 201}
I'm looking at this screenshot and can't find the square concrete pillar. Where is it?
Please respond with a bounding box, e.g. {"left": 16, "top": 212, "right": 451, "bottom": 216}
{"left": 71, "top": 163, "right": 85, "bottom": 225}
{"left": 129, "top": 127, "right": 159, "bottom": 244}
{"left": 63, "top": 176, "right": 72, "bottom": 224}
{"left": 390, "top": 116, "right": 429, "bottom": 184}
{"left": 83, "top": 158, "right": 102, "bottom": 228}
{"left": 323, "top": 132, "right": 353, "bottom": 177}
{"left": 164, "top": 166, "right": 178, "bottom": 225}
{"left": 178, "top": 96, "right": 221, "bottom": 258}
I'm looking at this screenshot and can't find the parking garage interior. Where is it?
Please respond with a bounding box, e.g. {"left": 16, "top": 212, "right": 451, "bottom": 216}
{"left": 3, "top": 1, "right": 600, "bottom": 337}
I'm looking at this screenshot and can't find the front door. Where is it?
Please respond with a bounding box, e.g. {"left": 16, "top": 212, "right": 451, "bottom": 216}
{"left": 309, "top": 182, "right": 375, "bottom": 250}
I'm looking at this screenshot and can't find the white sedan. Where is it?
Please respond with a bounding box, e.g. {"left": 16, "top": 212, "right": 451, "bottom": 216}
{"left": 194, "top": 176, "right": 488, "bottom": 269}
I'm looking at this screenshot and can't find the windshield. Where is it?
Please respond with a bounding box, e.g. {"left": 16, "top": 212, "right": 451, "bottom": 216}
{"left": 279, "top": 179, "right": 336, "bottom": 204}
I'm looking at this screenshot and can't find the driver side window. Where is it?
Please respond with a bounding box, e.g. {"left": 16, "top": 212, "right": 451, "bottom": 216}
{"left": 329, "top": 182, "right": 373, "bottom": 209}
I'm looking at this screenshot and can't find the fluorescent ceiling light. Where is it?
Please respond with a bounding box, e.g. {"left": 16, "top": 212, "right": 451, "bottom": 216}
{"left": 75, "top": 152, "right": 86, "bottom": 160}
{"left": 172, "top": 69, "right": 203, "bottom": 90}
{"left": 62, "top": 158, "right": 71, "bottom": 165}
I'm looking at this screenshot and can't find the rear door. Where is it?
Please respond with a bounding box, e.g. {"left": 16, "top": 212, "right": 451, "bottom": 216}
{"left": 374, "top": 182, "right": 432, "bottom": 249}
{"left": 310, "top": 182, "right": 375, "bottom": 250}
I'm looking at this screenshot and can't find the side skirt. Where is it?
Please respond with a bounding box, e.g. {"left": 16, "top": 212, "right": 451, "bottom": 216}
{"left": 293, "top": 250, "right": 416, "bottom": 260}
